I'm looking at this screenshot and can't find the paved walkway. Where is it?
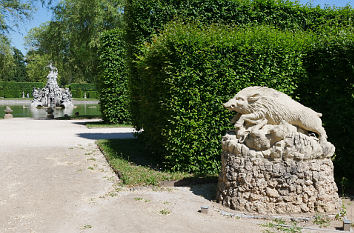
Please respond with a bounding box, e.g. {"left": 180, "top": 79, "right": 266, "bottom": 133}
{"left": 0, "top": 118, "right": 263, "bottom": 233}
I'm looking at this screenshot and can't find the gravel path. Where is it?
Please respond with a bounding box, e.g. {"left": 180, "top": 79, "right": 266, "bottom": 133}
{"left": 0, "top": 118, "right": 264, "bottom": 233}
{"left": 2, "top": 118, "right": 349, "bottom": 233}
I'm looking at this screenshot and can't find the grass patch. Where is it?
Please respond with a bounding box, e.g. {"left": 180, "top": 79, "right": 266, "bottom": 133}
{"left": 313, "top": 214, "right": 330, "bottom": 228}
{"left": 97, "top": 139, "right": 197, "bottom": 186}
{"left": 72, "top": 98, "right": 98, "bottom": 101}
{"left": 261, "top": 219, "right": 302, "bottom": 233}
{"left": 159, "top": 209, "right": 171, "bottom": 215}
{"left": 85, "top": 121, "right": 133, "bottom": 128}
{"left": 80, "top": 224, "right": 93, "bottom": 230}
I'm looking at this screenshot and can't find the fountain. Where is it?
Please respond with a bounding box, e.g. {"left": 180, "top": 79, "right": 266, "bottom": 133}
{"left": 31, "top": 63, "right": 73, "bottom": 109}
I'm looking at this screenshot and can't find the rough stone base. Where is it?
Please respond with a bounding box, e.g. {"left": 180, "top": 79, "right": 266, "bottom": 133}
{"left": 216, "top": 151, "right": 340, "bottom": 214}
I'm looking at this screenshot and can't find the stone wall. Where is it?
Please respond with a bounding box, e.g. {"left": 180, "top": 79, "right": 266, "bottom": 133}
{"left": 216, "top": 133, "right": 340, "bottom": 214}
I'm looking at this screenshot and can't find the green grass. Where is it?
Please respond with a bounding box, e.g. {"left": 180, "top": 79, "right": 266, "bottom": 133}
{"left": 313, "top": 214, "right": 331, "bottom": 228}
{"left": 85, "top": 121, "right": 133, "bottom": 128}
{"left": 159, "top": 209, "right": 171, "bottom": 215}
{"left": 261, "top": 219, "right": 302, "bottom": 233}
{"left": 97, "top": 139, "right": 194, "bottom": 186}
{"left": 72, "top": 98, "right": 98, "bottom": 101}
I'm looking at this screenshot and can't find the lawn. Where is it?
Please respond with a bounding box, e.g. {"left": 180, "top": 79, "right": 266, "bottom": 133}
{"left": 85, "top": 121, "right": 133, "bottom": 128}
{"left": 97, "top": 139, "right": 216, "bottom": 186}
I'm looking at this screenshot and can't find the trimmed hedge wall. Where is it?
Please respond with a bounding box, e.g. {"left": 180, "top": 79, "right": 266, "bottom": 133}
{"left": 97, "top": 29, "right": 131, "bottom": 124}
{"left": 0, "top": 81, "right": 44, "bottom": 98}
{"left": 136, "top": 23, "right": 354, "bottom": 179}
{"left": 125, "top": 0, "right": 354, "bottom": 129}
{"left": 136, "top": 24, "right": 316, "bottom": 173}
{"left": 67, "top": 83, "right": 97, "bottom": 99}
{"left": 299, "top": 29, "right": 354, "bottom": 191}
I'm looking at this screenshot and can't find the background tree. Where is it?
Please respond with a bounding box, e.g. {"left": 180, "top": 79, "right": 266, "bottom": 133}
{"left": 25, "top": 0, "right": 124, "bottom": 84}
{"left": 25, "top": 50, "right": 50, "bottom": 82}
{"left": 0, "top": 0, "right": 32, "bottom": 34}
{"left": 10, "top": 47, "right": 28, "bottom": 81}
{"left": 0, "top": 35, "right": 15, "bottom": 80}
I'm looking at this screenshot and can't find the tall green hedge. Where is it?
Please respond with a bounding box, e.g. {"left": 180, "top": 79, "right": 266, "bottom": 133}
{"left": 298, "top": 28, "right": 354, "bottom": 191}
{"left": 0, "top": 81, "right": 44, "bottom": 98}
{"left": 125, "top": 0, "right": 354, "bottom": 128}
{"left": 137, "top": 22, "right": 354, "bottom": 185}
{"left": 136, "top": 23, "right": 317, "bottom": 173}
{"left": 67, "top": 83, "right": 97, "bottom": 98}
{"left": 97, "top": 29, "right": 131, "bottom": 124}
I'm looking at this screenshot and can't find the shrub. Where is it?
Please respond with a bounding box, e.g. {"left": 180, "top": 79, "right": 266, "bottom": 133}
{"left": 0, "top": 81, "right": 45, "bottom": 98}
{"left": 136, "top": 23, "right": 314, "bottom": 173}
{"left": 298, "top": 28, "right": 354, "bottom": 192}
{"left": 125, "top": 0, "right": 354, "bottom": 128}
{"left": 97, "top": 29, "right": 131, "bottom": 124}
{"left": 67, "top": 83, "right": 97, "bottom": 98}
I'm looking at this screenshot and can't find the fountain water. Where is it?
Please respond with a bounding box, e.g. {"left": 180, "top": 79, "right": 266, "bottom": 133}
{"left": 31, "top": 63, "right": 73, "bottom": 109}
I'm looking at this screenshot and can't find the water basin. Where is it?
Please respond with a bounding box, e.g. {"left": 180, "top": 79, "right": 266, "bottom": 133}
{"left": 0, "top": 102, "right": 100, "bottom": 119}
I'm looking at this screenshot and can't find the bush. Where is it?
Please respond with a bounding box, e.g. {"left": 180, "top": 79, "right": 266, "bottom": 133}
{"left": 136, "top": 23, "right": 316, "bottom": 173}
{"left": 0, "top": 81, "right": 45, "bottom": 98}
{"left": 125, "top": 0, "right": 354, "bottom": 128}
{"left": 298, "top": 28, "right": 354, "bottom": 192}
{"left": 67, "top": 83, "right": 97, "bottom": 98}
{"left": 97, "top": 29, "right": 131, "bottom": 124}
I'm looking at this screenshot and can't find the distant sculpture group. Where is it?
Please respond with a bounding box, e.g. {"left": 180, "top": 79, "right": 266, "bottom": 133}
{"left": 217, "top": 86, "right": 340, "bottom": 214}
{"left": 31, "top": 63, "right": 73, "bottom": 109}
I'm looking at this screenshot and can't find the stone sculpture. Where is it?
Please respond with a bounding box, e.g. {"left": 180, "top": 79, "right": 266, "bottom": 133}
{"left": 31, "top": 63, "right": 73, "bottom": 109}
{"left": 217, "top": 86, "right": 340, "bottom": 214}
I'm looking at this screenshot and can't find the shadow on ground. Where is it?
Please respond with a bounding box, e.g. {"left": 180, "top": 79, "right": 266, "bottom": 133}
{"left": 77, "top": 132, "right": 135, "bottom": 140}
{"left": 162, "top": 177, "right": 218, "bottom": 201}
{"left": 97, "top": 138, "right": 219, "bottom": 201}
{"left": 71, "top": 119, "right": 103, "bottom": 126}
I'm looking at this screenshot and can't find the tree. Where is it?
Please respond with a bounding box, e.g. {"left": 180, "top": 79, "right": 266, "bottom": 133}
{"left": 10, "top": 47, "right": 28, "bottom": 81}
{"left": 0, "top": 35, "right": 15, "bottom": 81}
{"left": 25, "top": 0, "right": 124, "bottom": 84}
{"left": 25, "top": 50, "right": 50, "bottom": 82}
{"left": 0, "top": 0, "right": 32, "bottom": 34}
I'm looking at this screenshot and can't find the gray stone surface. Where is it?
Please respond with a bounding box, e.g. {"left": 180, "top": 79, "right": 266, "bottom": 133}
{"left": 217, "top": 86, "right": 340, "bottom": 214}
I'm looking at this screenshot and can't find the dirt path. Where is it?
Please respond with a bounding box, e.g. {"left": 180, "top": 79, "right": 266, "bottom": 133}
{"left": 0, "top": 118, "right": 264, "bottom": 233}
{"left": 0, "top": 118, "right": 352, "bottom": 233}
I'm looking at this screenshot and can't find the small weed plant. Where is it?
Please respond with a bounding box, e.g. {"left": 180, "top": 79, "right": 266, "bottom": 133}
{"left": 261, "top": 219, "right": 302, "bottom": 233}
{"left": 313, "top": 214, "right": 330, "bottom": 228}
{"left": 335, "top": 204, "right": 347, "bottom": 220}
{"left": 159, "top": 209, "right": 171, "bottom": 215}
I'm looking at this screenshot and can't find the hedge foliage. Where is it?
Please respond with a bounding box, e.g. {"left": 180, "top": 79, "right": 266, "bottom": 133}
{"left": 136, "top": 23, "right": 317, "bottom": 173}
{"left": 0, "top": 81, "right": 44, "bottom": 98}
{"left": 67, "top": 83, "right": 97, "bottom": 99}
{"left": 125, "top": 0, "right": 354, "bottom": 128}
{"left": 298, "top": 28, "right": 354, "bottom": 189}
{"left": 97, "top": 29, "right": 131, "bottom": 124}
{"left": 95, "top": 0, "right": 354, "bottom": 185}
{"left": 137, "top": 21, "right": 354, "bottom": 180}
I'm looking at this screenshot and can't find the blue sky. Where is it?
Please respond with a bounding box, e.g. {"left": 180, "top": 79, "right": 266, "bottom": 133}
{"left": 7, "top": 0, "right": 354, "bottom": 55}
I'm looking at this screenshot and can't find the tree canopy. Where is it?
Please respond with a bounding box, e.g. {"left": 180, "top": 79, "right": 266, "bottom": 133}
{"left": 25, "top": 0, "right": 124, "bottom": 84}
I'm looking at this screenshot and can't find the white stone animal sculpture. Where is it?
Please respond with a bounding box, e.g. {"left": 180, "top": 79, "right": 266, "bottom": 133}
{"left": 223, "top": 86, "right": 327, "bottom": 143}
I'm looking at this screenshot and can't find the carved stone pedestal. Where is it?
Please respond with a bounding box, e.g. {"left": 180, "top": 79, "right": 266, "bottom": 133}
{"left": 4, "top": 106, "right": 13, "bottom": 119}
{"left": 216, "top": 132, "right": 340, "bottom": 214}
{"left": 218, "top": 86, "right": 341, "bottom": 214}
{"left": 4, "top": 113, "right": 13, "bottom": 119}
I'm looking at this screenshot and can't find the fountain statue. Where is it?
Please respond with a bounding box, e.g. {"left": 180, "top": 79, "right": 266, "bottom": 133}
{"left": 31, "top": 63, "right": 73, "bottom": 109}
